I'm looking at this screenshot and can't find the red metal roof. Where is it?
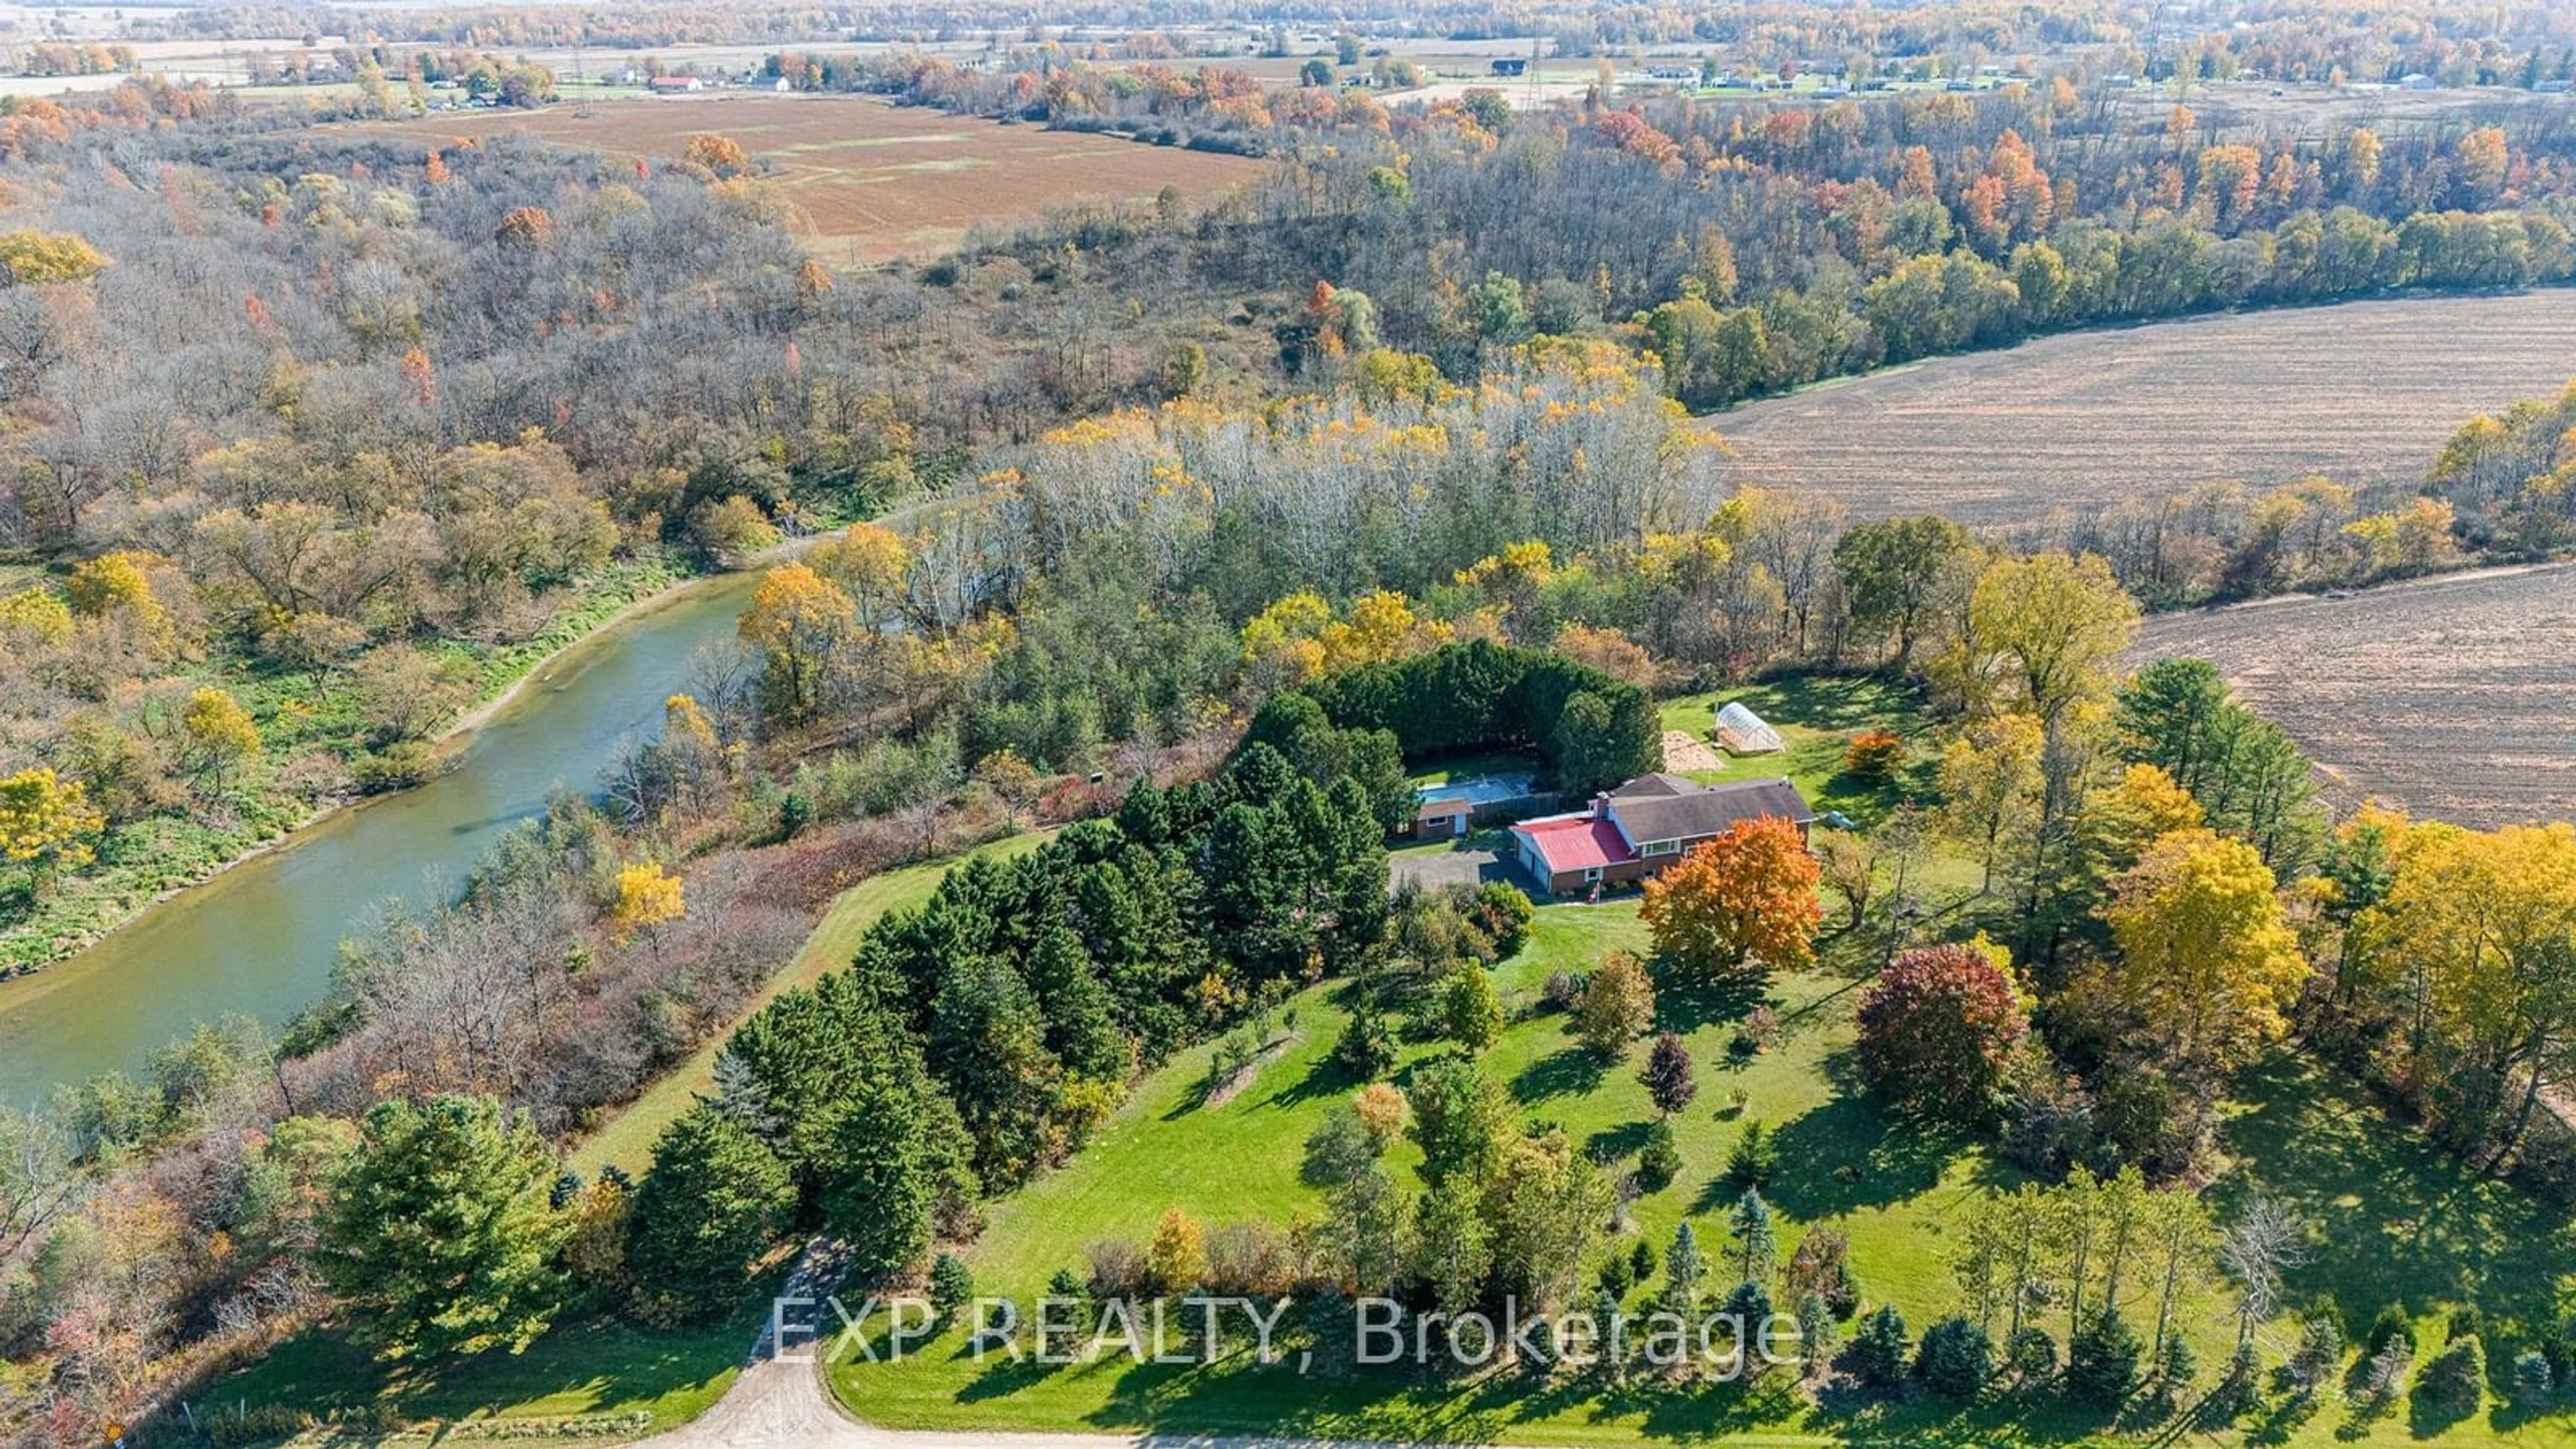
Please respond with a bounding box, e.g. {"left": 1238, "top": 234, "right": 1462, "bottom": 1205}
{"left": 1514, "top": 814, "right": 1635, "bottom": 875}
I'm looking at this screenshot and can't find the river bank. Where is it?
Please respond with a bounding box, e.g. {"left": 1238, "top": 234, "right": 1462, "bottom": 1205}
{"left": 0, "top": 555, "right": 786, "bottom": 1104}
{"left": 0, "top": 556, "right": 686, "bottom": 981}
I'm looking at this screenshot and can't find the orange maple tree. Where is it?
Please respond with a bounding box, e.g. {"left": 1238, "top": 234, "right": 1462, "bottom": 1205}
{"left": 1640, "top": 816, "right": 1822, "bottom": 977}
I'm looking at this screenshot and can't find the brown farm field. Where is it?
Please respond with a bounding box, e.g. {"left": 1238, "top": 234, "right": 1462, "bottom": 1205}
{"left": 1710, "top": 290, "right": 2576, "bottom": 525}
{"left": 2131, "top": 561, "right": 2576, "bottom": 827}
{"left": 355, "top": 95, "right": 1257, "bottom": 263}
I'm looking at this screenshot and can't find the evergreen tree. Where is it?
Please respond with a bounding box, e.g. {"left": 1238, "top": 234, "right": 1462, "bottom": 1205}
{"left": 1726, "top": 1119, "right": 1776, "bottom": 1189}
{"left": 1637, "top": 1117, "right": 1681, "bottom": 1189}
{"left": 930, "top": 1251, "right": 976, "bottom": 1320}
{"left": 1853, "top": 1304, "right": 1911, "bottom": 1387}
{"left": 1662, "top": 1221, "right": 1705, "bottom": 1318}
{"left": 319, "top": 1094, "right": 567, "bottom": 1360}
{"left": 1024, "top": 926, "right": 1131, "bottom": 1081}
{"left": 1794, "top": 1290, "right": 1838, "bottom": 1378}
{"left": 2007, "top": 1325, "right": 2059, "bottom": 1381}
{"left": 1729, "top": 1188, "right": 1777, "bottom": 1285}
{"left": 1405, "top": 1057, "right": 1514, "bottom": 1186}
{"left": 2415, "top": 1334, "right": 2487, "bottom": 1418}
{"left": 1915, "top": 1315, "right": 1994, "bottom": 1397}
{"left": 931, "top": 952, "right": 1065, "bottom": 1186}
{"left": 1330, "top": 1006, "right": 1398, "bottom": 1080}
{"left": 814, "top": 1060, "right": 941, "bottom": 1285}
{"left": 625, "top": 1102, "right": 796, "bottom": 1318}
{"left": 2067, "top": 1307, "right": 2144, "bottom": 1410}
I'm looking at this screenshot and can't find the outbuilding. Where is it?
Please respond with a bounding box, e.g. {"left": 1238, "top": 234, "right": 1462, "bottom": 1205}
{"left": 1715, "top": 701, "right": 1784, "bottom": 755}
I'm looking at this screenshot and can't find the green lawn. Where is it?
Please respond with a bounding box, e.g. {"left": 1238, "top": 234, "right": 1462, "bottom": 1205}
{"left": 1658, "top": 675, "right": 1937, "bottom": 829}
{"left": 829, "top": 897, "right": 2576, "bottom": 1446}
{"left": 574, "top": 826, "right": 1055, "bottom": 1178}
{"left": 205, "top": 1278, "right": 777, "bottom": 1438}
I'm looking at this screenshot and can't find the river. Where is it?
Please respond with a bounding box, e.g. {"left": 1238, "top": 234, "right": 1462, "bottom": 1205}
{"left": 0, "top": 568, "right": 766, "bottom": 1107}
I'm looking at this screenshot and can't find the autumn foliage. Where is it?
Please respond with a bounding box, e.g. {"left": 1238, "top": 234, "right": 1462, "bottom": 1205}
{"left": 1640, "top": 816, "right": 1823, "bottom": 977}
{"left": 1855, "top": 944, "right": 2029, "bottom": 1127}
{"left": 1843, "top": 728, "right": 1907, "bottom": 784}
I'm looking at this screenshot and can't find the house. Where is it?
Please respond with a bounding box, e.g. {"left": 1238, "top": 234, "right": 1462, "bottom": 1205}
{"left": 647, "top": 75, "right": 705, "bottom": 94}
{"left": 1509, "top": 774, "right": 1814, "bottom": 897}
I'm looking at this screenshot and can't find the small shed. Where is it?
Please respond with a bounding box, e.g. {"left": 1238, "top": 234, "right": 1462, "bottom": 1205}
{"left": 1413, "top": 794, "right": 1471, "bottom": 840}
{"left": 1714, "top": 701, "right": 1783, "bottom": 755}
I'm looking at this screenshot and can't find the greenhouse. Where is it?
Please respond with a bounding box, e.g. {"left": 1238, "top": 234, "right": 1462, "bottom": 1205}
{"left": 1714, "top": 700, "right": 1784, "bottom": 755}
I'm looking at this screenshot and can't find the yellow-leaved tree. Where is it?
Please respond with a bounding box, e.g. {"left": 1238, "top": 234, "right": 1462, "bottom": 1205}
{"left": 64, "top": 549, "right": 176, "bottom": 656}
{"left": 178, "top": 687, "right": 260, "bottom": 795}
{"left": 809, "top": 522, "right": 911, "bottom": 631}
{"left": 2102, "top": 828, "right": 2305, "bottom": 1075}
{"left": 0, "top": 229, "right": 107, "bottom": 284}
{"left": 611, "top": 862, "right": 686, "bottom": 945}
{"left": 2363, "top": 818, "right": 2576, "bottom": 1157}
{"left": 1937, "top": 712, "right": 2044, "bottom": 896}
{"left": 738, "top": 562, "right": 853, "bottom": 726}
{"left": 0, "top": 766, "right": 103, "bottom": 890}
{"left": 1966, "top": 551, "right": 2138, "bottom": 723}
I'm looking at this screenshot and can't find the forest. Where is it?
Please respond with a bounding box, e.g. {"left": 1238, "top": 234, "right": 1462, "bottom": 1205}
{"left": 1, "top": 9, "right": 2575, "bottom": 1442}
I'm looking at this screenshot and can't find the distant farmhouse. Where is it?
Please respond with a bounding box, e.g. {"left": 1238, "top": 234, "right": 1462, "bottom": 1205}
{"left": 647, "top": 75, "right": 706, "bottom": 94}
{"left": 1510, "top": 773, "right": 1813, "bottom": 897}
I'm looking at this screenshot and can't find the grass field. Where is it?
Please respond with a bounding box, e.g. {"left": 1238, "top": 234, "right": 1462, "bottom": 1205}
{"left": 1708, "top": 291, "right": 2576, "bottom": 527}
{"left": 1661, "top": 676, "right": 1939, "bottom": 829}
{"left": 2131, "top": 560, "right": 2576, "bottom": 827}
{"left": 206, "top": 1279, "right": 776, "bottom": 1438}
{"left": 353, "top": 94, "right": 1257, "bottom": 264}
{"left": 827, "top": 893, "right": 2576, "bottom": 1446}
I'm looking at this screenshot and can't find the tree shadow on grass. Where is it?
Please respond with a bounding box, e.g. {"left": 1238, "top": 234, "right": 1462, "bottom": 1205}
{"left": 952, "top": 1342, "right": 1074, "bottom": 1403}
{"left": 2209, "top": 1053, "right": 2576, "bottom": 1343}
{"left": 211, "top": 1281, "right": 782, "bottom": 1430}
{"left": 1758, "top": 1069, "right": 1976, "bottom": 1219}
{"left": 1587, "top": 1117, "right": 1654, "bottom": 1165}
{"left": 1628, "top": 1367, "right": 1812, "bottom": 1442}
{"left": 1513, "top": 1044, "right": 1609, "bottom": 1105}
{"left": 1256, "top": 1045, "right": 1354, "bottom": 1112}
{"left": 1805, "top": 1376, "right": 2108, "bottom": 1448}
{"left": 1653, "top": 977, "right": 1770, "bottom": 1036}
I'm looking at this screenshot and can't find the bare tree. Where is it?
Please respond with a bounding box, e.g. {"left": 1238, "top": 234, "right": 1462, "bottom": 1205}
{"left": 2220, "top": 1195, "right": 2310, "bottom": 1350}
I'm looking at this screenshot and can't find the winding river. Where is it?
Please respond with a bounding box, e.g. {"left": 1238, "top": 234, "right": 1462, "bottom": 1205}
{"left": 0, "top": 567, "right": 767, "bottom": 1107}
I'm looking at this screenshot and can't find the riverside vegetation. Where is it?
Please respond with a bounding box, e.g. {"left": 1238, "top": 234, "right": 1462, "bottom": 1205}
{"left": 5, "top": 8, "right": 2576, "bottom": 1443}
